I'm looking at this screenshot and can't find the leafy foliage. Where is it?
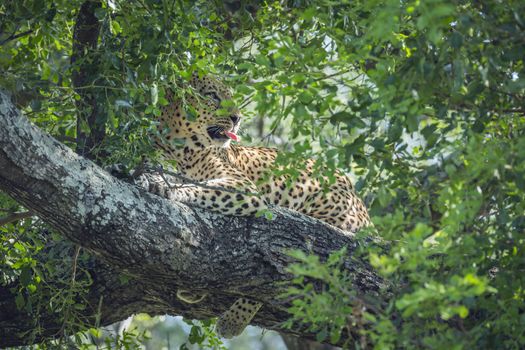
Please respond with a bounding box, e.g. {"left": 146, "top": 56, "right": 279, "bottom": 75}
{"left": 182, "top": 318, "right": 227, "bottom": 350}
{"left": 1, "top": 0, "right": 524, "bottom": 349}
{"left": 283, "top": 248, "right": 367, "bottom": 346}
{"left": 0, "top": 192, "right": 95, "bottom": 347}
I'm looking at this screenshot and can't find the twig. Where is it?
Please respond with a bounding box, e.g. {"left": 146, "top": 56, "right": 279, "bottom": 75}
{"left": 71, "top": 245, "right": 81, "bottom": 285}
{"left": 57, "top": 245, "right": 81, "bottom": 338}
{"left": 0, "top": 211, "right": 34, "bottom": 226}
{"left": 239, "top": 93, "right": 255, "bottom": 109}
{"left": 54, "top": 135, "right": 78, "bottom": 143}
{"left": 130, "top": 157, "right": 148, "bottom": 180}
{"left": 134, "top": 0, "right": 151, "bottom": 13}
{"left": 311, "top": 69, "right": 353, "bottom": 83}
{"left": 0, "top": 29, "right": 33, "bottom": 46}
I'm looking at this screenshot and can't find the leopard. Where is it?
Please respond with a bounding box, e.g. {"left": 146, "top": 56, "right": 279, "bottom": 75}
{"left": 144, "top": 73, "right": 370, "bottom": 338}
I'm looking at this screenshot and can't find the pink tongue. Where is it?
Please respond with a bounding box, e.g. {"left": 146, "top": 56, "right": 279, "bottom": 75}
{"left": 224, "top": 131, "right": 239, "bottom": 142}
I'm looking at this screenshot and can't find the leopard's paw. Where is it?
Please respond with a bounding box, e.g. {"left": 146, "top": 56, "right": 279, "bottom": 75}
{"left": 135, "top": 173, "right": 172, "bottom": 199}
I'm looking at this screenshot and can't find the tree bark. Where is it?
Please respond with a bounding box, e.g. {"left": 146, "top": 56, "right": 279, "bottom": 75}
{"left": 0, "top": 90, "right": 388, "bottom": 348}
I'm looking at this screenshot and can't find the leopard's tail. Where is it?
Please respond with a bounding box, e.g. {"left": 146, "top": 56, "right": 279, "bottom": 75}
{"left": 216, "top": 298, "right": 263, "bottom": 338}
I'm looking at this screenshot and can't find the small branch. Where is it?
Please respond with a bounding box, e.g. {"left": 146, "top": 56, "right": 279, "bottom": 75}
{"left": 0, "top": 211, "right": 34, "bottom": 226}
{"left": 499, "top": 108, "right": 525, "bottom": 114}
{"left": 239, "top": 92, "right": 255, "bottom": 109}
{"left": 58, "top": 245, "right": 82, "bottom": 337}
{"left": 0, "top": 29, "right": 33, "bottom": 46}
{"left": 129, "top": 157, "right": 148, "bottom": 179}
{"left": 311, "top": 69, "right": 353, "bottom": 83}
{"left": 54, "top": 135, "right": 78, "bottom": 143}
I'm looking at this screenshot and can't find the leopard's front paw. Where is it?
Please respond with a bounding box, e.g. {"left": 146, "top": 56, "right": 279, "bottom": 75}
{"left": 134, "top": 173, "right": 151, "bottom": 190}
{"left": 135, "top": 173, "right": 172, "bottom": 199}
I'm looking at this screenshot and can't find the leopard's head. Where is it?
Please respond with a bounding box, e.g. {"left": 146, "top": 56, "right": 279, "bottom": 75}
{"left": 157, "top": 74, "right": 241, "bottom": 156}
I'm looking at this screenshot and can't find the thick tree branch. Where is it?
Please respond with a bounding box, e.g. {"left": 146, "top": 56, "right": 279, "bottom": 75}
{"left": 0, "top": 91, "right": 388, "bottom": 347}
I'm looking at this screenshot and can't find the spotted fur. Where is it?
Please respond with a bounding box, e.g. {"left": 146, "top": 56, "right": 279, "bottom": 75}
{"left": 215, "top": 298, "right": 262, "bottom": 338}
{"left": 148, "top": 74, "right": 370, "bottom": 337}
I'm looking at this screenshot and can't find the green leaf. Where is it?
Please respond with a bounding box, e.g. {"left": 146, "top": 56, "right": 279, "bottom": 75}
{"left": 110, "top": 20, "right": 122, "bottom": 35}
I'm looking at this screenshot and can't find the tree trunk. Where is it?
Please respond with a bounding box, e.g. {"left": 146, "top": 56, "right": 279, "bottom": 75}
{"left": 71, "top": 1, "right": 105, "bottom": 159}
{"left": 0, "top": 90, "right": 388, "bottom": 348}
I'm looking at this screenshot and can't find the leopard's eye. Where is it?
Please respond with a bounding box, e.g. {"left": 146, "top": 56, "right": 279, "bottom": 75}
{"left": 204, "top": 91, "right": 221, "bottom": 107}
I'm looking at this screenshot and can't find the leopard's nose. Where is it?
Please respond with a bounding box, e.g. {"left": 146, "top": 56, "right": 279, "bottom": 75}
{"left": 230, "top": 115, "right": 240, "bottom": 124}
